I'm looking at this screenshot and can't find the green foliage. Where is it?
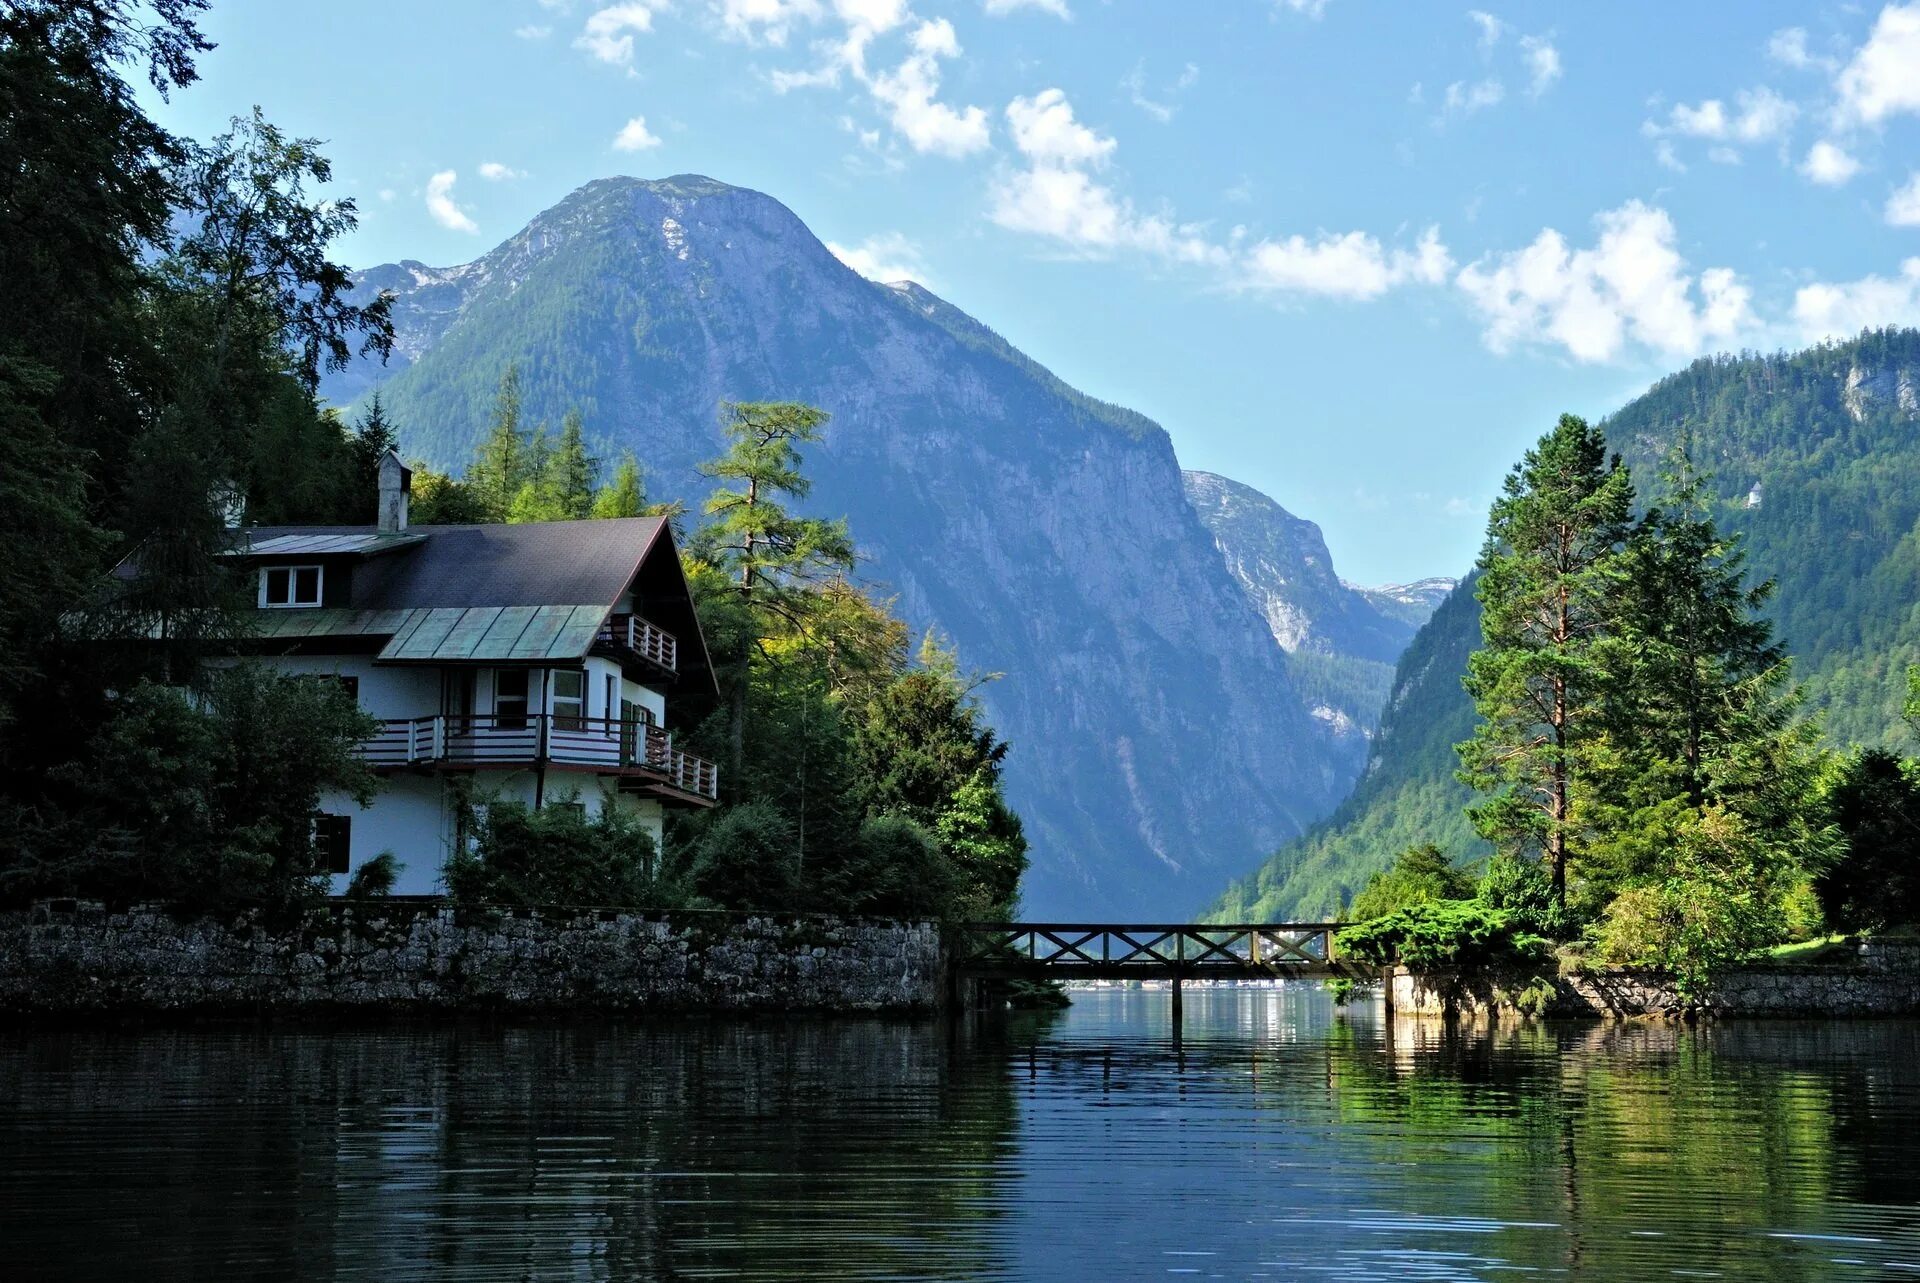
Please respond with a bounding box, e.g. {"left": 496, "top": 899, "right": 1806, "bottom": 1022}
{"left": 1814, "top": 748, "right": 1920, "bottom": 932}
{"left": 445, "top": 791, "right": 661, "bottom": 909}
{"left": 409, "top": 463, "right": 489, "bottom": 525}
{"left": 345, "top": 852, "right": 402, "bottom": 900}
{"left": 1591, "top": 806, "right": 1801, "bottom": 998}
{"left": 592, "top": 451, "right": 646, "bottom": 518}
{"left": 468, "top": 364, "right": 527, "bottom": 522}
{"left": 679, "top": 799, "right": 800, "bottom": 910}
{"left": 1476, "top": 853, "right": 1567, "bottom": 939}
{"left": 10, "top": 665, "right": 379, "bottom": 910}
{"left": 829, "top": 815, "right": 957, "bottom": 918}
{"left": 1347, "top": 843, "right": 1474, "bottom": 922}
{"left": 1459, "top": 413, "right": 1635, "bottom": 903}
{"left": 1335, "top": 901, "right": 1552, "bottom": 974}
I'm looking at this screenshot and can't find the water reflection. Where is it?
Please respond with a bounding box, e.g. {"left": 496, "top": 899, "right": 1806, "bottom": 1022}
{"left": 3, "top": 988, "right": 1920, "bottom": 1279}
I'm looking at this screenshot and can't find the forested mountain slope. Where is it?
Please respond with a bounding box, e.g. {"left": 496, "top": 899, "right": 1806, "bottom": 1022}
{"left": 1211, "top": 328, "right": 1920, "bottom": 920}
{"left": 323, "top": 174, "right": 1354, "bottom": 918}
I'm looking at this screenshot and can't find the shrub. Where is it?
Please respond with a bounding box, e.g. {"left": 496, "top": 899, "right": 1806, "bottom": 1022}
{"left": 445, "top": 791, "right": 658, "bottom": 908}
{"left": 1476, "top": 853, "right": 1569, "bottom": 939}
{"left": 1347, "top": 843, "right": 1475, "bottom": 922}
{"left": 681, "top": 799, "right": 800, "bottom": 910}
{"left": 831, "top": 814, "right": 956, "bottom": 918}
{"left": 344, "top": 852, "right": 402, "bottom": 900}
{"left": 1815, "top": 748, "right": 1920, "bottom": 933}
{"left": 1336, "top": 900, "right": 1552, "bottom": 974}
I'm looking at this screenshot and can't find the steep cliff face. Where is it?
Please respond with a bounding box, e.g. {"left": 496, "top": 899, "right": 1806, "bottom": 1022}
{"left": 1182, "top": 470, "right": 1449, "bottom": 749}
{"left": 325, "top": 174, "right": 1349, "bottom": 917}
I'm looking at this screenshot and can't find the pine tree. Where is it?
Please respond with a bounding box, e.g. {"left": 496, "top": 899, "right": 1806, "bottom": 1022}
{"left": 695, "top": 400, "right": 855, "bottom": 779}
{"left": 468, "top": 364, "right": 526, "bottom": 521}
{"left": 592, "top": 451, "right": 645, "bottom": 518}
{"left": 549, "top": 410, "right": 597, "bottom": 519}
{"left": 1458, "top": 413, "right": 1634, "bottom": 910}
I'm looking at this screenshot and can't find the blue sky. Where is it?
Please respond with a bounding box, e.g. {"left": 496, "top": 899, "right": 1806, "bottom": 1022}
{"left": 147, "top": 1, "right": 1920, "bottom": 584}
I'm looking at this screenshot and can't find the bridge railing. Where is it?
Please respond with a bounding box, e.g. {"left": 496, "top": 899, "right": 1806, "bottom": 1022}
{"left": 953, "top": 923, "right": 1346, "bottom": 976}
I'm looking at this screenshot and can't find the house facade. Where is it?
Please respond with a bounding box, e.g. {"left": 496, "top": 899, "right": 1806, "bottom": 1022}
{"left": 225, "top": 452, "right": 719, "bottom": 896}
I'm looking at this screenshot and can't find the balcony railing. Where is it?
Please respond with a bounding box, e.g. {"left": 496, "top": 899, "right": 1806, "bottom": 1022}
{"left": 597, "top": 613, "right": 677, "bottom": 673}
{"left": 359, "top": 713, "right": 719, "bottom": 800}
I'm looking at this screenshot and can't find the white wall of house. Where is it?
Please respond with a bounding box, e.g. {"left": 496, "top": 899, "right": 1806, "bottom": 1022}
{"left": 319, "top": 773, "right": 451, "bottom": 897}
{"left": 257, "top": 653, "right": 441, "bottom": 719}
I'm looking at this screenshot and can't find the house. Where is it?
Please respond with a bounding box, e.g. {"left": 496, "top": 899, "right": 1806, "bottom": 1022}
{"left": 222, "top": 451, "right": 720, "bottom": 896}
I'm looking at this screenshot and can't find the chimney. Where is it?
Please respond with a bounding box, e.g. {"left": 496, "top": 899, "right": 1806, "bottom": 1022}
{"left": 378, "top": 449, "right": 412, "bottom": 534}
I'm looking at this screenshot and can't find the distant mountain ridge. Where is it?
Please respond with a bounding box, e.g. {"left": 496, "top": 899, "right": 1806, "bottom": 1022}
{"left": 1182, "top": 470, "right": 1450, "bottom": 747}
{"left": 326, "top": 173, "right": 1378, "bottom": 917}
{"left": 1211, "top": 328, "right": 1920, "bottom": 920}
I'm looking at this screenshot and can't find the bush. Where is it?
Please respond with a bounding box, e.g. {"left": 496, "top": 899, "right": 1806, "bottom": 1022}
{"left": 344, "top": 852, "right": 402, "bottom": 900}
{"left": 1336, "top": 900, "right": 1552, "bottom": 973}
{"left": 1476, "top": 853, "right": 1569, "bottom": 939}
{"left": 445, "top": 791, "right": 659, "bottom": 908}
{"left": 1591, "top": 807, "right": 1794, "bottom": 997}
{"left": 1347, "top": 843, "right": 1475, "bottom": 922}
{"left": 681, "top": 799, "right": 800, "bottom": 910}
{"left": 830, "top": 815, "right": 956, "bottom": 918}
{"left": 1815, "top": 748, "right": 1920, "bottom": 933}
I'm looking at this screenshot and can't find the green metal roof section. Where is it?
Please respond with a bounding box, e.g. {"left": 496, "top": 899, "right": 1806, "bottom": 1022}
{"left": 243, "top": 603, "right": 612, "bottom": 663}
{"left": 225, "top": 532, "right": 427, "bottom": 558}
{"left": 375, "top": 604, "right": 611, "bottom": 663}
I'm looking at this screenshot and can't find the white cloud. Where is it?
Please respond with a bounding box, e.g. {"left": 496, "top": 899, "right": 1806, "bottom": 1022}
{"left": 1241, "top": 226, "right": 1453, "bottom": 301}
{"left": 1887, "top": 173, "right": 1920, "bottom": 224}
{"left": 827, "top": 231, "right": 928, "bottom": 283}
{"left": 425, "top": 170, "right": 479, "bottom": 234}
{"left": 983, "top": 0, "right": 1068, "bottom": 17}
{"left": 1468, "top": 9, "right": 1504, "bottom": 50}
{"left": 866, "top": 18, "right": 990, "bottom": 156}
{"left": 1442, "top": 78, "right": 1505, "bottom": 118}
{"left": 1767, "top": 26, "right": 1833, "bottom": 72}
{"left": 1274, "top": 0, "right": 1329, "bottom": 15}
{"left": 1802, "top": 139, "right": 1861, "bottom": 185}
{"left": 1006, "top": 87, "right": 1114, "bottom": 166}
{"left": 575, "top": 3, "right": 660, "bottom": 65}
{"left": 613, "top": 115, "right": 663, "bottom": 150}
{"left": 1520, "top": 35, "right": 1561, "bottom": 97}
{"left": 378, "top": 188, "right": 396, "bottom": 202}
{"left": 713, "top": 0, "right": 823, "bottom": 45}
{"left": 1123, "top": 60, "right": 1198, "bottom": 123}
{"left": 1651, "top": 87, "right": 1797, "bottom": 143}
{"left": 515, "top": 23, "right": 553, "bottom": 39}
{"left": 1795, "top": 258, "right": 1920, "bottom": 340}
{"left": 1653, "top": 139, "right": 1685, "bottom": 173}
{"left": 478, "top": 162, "right": 524, "bottom": 181}
{"left": 1455, "top": 200, "right": 1752, "bottom": 363}
{"left": 1836, "top": 3, "right": 1920, "bottom": 125}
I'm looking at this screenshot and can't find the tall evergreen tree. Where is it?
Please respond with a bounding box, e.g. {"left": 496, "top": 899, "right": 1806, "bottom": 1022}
{"left": 1458, "top": 413, "right": 1634, "bottom": 909}
{"left": 694, "top": 400, "right": 855, "bottom": 781}
{"left": 468, "top": 364, "right": 527, "bottom": 521}
{"left": 592, "top": 451, "right": 646, "bottom": 519}
{"left": 549, "top": 409, "right": 597, "bottom": 519}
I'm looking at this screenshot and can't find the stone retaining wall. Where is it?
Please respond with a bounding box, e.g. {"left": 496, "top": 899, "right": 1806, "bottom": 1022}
{"left": 0, "top": 901, "right": 943, "bottom": 1017}
{"left": 1390, "top": 942, "right": 1920, "bottom": 1020}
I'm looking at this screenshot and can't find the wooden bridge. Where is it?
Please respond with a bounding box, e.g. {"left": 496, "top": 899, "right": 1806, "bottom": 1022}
{"left": 952, "top": 923, "right": 1351, "bottom": 1015}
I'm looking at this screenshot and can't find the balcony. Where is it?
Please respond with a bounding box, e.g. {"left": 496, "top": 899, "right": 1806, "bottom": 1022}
{"left": 596, "top": 612, "right": 677, "bottom": 674}
{"left": 359, "top": 713, "right": 719, "bottom": 802}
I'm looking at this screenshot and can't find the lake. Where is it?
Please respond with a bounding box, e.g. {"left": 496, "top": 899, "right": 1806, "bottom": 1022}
{"left": 4, "top": 985, "right": 1920, "bottom": 1280}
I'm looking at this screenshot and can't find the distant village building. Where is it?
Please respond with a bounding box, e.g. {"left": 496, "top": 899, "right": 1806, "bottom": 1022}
{"left": 220, "top": 451, "right": 718, "bottom": 895}
{"left": 1746, "top": 481, "right": 1763, "bottom": 508}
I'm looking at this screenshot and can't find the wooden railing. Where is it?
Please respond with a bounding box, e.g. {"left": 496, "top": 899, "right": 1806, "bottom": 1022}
{"left": 598, "top": 613, "right": 677, "bottom": 673}
{"left": 358, "top": 713, "right": 719, "bottom": 800}
{"left": 953, "top": 923, "right": 1345, "bottom": 978}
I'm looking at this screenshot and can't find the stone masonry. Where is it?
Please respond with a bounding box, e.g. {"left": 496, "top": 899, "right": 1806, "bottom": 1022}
{"left": 0, "top": 901, "right": 943, "bottom": 1017}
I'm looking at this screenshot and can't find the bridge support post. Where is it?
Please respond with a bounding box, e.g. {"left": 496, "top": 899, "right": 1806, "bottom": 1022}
{"left": 1170, "top": 973, "right": 1183, "bottom": 1027}
{"left": 1381, "top": 965, "right": 1396, "bottom": 1019}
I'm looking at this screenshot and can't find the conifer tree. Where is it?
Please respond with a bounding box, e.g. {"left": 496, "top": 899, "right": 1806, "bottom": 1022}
{"left": 592, "top": 451, "right": 645, "bottom": 518}
{"left": 468, "top": 364, "right": 526, "bottom": 520}
{"left": 1458, "top": 413, "right": 1634, "bottom": 910}
{"left": 549, "top": 409, "right": 597, "bottom": 519}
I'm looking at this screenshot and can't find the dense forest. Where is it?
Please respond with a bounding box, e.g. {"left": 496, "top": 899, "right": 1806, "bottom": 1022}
{"left": 1216, "top": 330, "right": 1920, "bottom": 923}
{"left": 0, "top": 1, "right": 1026, "bottom": 922}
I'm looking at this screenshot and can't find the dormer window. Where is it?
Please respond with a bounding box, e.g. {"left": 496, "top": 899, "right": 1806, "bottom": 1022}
{"left": 260, "top": 564, "right": 322, "bottom": 608}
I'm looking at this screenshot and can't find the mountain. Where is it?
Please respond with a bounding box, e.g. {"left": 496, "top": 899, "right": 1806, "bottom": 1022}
{"left": 323, "top": 174, "right": 1356, "bottom": 918}
{"left": 1210, "top": 328, "right": 1920, "bottom": 920}
{"left": 1182, "top": 470, "right": 1449, "bottom": 747}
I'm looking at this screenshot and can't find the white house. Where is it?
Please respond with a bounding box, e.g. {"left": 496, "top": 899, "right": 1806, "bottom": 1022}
{"left": 223, "top": 452, "right": 720, "bottom": 896}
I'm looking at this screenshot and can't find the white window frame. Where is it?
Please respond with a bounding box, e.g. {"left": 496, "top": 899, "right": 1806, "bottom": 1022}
{"left": 259, "top": 564, "right": 323, "bottom": 608}
{"left": 551, "top": 668, "right": 586, "bottom": 731}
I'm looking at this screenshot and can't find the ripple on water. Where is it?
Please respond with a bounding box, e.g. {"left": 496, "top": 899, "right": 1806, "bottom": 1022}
{"left": 3, "top": 986, "right": 1920, "bottom": 1279}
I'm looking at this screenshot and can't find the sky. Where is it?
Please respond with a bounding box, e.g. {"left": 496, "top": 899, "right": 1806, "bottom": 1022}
{"left": 144, "top": 0, "right": 1920, "bottom": 585}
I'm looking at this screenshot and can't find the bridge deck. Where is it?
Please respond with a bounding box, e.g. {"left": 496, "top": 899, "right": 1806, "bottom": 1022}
{"left": 953, "top": 923, "right": 1352, "bottom": 980}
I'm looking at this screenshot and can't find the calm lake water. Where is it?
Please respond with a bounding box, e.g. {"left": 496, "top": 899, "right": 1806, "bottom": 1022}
{"left": 5, "top": 986, "right": 1920, "bottom": 1280}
